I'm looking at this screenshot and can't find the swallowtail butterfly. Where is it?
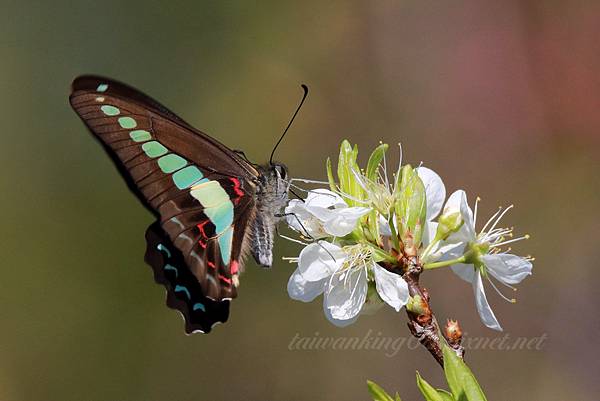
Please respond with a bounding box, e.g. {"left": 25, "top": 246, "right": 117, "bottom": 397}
{"left": 70, "top": 76, "right": 299, "bottom": 333}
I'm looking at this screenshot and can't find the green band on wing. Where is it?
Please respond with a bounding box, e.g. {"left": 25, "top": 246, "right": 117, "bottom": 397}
{"left": 190, "top": 181, "right": 230, "bottom": 208}
{"left": 172, "top": 166, "right": 206, "bottom": 189}
{"left": 158, "top": 154, "right": 188, "bottom": 173}
{"left": 100, "top": 105, "right": 120, "bottom": 116}
{"left": 217, "top": 226, "right": 233, "bottom": 265}
{"left": 190, "top": 180, "right": 235, "bottom": 264}
{"left": 96, "top": 83, "right": 108, "bottom": 92}
{"left": 142, "top": 141, "right": 168, "bottom": 158}
{"left": 129, "top": 130, "right": 151, "bottom": 142}
{"left": 118, "top": 116, "right": 137, "bottom": 129}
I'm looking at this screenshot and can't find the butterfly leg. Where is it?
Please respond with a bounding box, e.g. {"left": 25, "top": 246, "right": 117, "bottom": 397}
{"left": 275, "top": 212, "right": 313, "bottom": 238}
{"left": 275, "top": 212, "right": 338, "bottom": 262}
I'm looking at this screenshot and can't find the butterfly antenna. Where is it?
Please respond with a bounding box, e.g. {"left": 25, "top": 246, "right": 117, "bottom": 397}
{"left": 269, "top": 84, "right": 309, "bottom": 165}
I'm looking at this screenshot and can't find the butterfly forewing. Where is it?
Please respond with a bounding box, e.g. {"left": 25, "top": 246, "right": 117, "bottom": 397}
{"left": 70, "top": 76, "right": 259, "bottom": 329}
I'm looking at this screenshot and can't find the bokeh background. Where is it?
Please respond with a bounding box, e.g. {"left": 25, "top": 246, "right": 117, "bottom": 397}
{"left": 1, "top": 1, "right": 599, "bottom": 400}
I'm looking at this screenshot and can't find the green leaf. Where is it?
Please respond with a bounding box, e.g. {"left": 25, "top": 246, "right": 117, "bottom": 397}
{"left": 416, "top": 372, "right": 444, "bottom": 401}
{"left": 326, "top": 157, "right": 336, "bottom": 192}
{"left": 394, "top": 393, "right": 403, "bottom": 401}
{"left": 437, "top": 389, "right": 455, "bottom": 401}
{"left": 367, "top": 380, "right": 395, "bottom": 401}
{"left": 394, "top": 164, "right": 427, "bottom": 247}
{"left": 443, "top": 345, "right": 488, "bottom": 401}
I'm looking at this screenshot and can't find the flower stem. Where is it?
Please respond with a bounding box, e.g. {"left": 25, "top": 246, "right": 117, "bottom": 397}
{"left": 420, "top": 237, "right": 439, "bottom": 260}
{"left": 423, "top": 256, "right": 465, "bottom": 270}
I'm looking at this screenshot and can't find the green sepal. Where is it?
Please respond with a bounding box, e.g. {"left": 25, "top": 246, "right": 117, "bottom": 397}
{"left": 326, "top": 157, "right": 336, "bottom": 192}
{"left": 395, "top": 393, "right": 403, "bottom": 401}
{"left": 436, "top": 390, "right": 455, "bottom": 401}
{"left": 366, "top": 143, "right": 389, "bottom": 182}
{"left": 336, "top": 140, "right": 355, "bottom": 204}
{"left": 367, "top": 380, "right": 395, "bottom": 401}
{"left": 367, "top": 209, "right": 381, "bottom": 246}
{"left": 394, "top": 164, "right": 426, "bottom": 247}
{"left": 416, "top": 372, "right": 445, "bottom": 401}
{"left": 443, "top": 345, "right": 488, "bottom": 401}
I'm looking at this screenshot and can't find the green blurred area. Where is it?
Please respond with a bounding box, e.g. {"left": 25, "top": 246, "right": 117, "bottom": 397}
{"left": 1, "top": 1, "right": 599, "bottom": 400}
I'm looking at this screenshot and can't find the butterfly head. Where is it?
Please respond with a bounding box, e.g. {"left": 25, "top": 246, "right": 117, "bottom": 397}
{"left": 263, "top": 162, "right": 289, "bottom": 200}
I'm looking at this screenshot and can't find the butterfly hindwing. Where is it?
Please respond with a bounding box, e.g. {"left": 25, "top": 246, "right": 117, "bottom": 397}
{"left": 70, "top": 76, "right": 259, "bottom": 323}
{"left": 145, "top": 222, "right": 230, "bottom": 334}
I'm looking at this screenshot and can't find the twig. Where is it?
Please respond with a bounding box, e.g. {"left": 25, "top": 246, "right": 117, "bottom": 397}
{"left": 395, "top": 254, "right": 465, "bottom": 367}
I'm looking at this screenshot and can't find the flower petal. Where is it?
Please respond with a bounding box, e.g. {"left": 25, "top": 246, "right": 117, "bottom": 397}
{"left": 298, "top": 242, "right": 345, "bottom": 281}
{"left": 422, "top": 221, "right": 438, "bottom": 246}
{"left": 323, "top": 299, "right": 360, "bottom": 327}
{"left": 417, "top": 166, "right": 446, "bottom": 221}
{"left": 285, "top": 199, "right": 324, "bottom": 237}
{"left": 325, "top": 266, "right": 368, "bottom": 321}
{"left": 322, "top": 207, "right": 371, "bottom": 237}
{"left": 473, "top": 273, "right": 502, "bottom": 331}
{"left": 379, "top": 215, "right": 392, "bottom": 236}
{"left": 444, "top": 190, "right": 475, "bottom": 242}
{"left": 451, "top": 262, "right": 476, "bottom": 283}
{"left": 305, "top": 189, "right": 346, "bottom": 209}
{"left": 287, "top": 268, "right": 326, "bottom": 302}
{"left": 431, "top": 241, "right": 465, "bottom": 262}
{"left": 482, "top": 254, "right": 533, "bottom": 285}
{"left": 372, "top": 263, "right": 409, "bottom": 311}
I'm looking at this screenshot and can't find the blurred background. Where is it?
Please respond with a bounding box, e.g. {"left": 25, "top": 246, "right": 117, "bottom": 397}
{"left": 1, "top": 1, "right": 599, "bottom": 400}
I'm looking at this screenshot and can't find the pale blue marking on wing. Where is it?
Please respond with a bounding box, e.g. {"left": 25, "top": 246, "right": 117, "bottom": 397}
{"left": 156, "top": 243, "right": 172, "bottom": 258}
{"left": 164, "top": 264, "right": 178, "bottom": 278}
{"left": 193, "top": 303, "right": 206, "bottom": 312}
{"left": 175, "top": 285, "right": 191, "bottom": 300}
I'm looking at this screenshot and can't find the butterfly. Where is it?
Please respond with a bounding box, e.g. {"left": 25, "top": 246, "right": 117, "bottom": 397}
{"left": 70, "top": 76, "right": 305, "bottom": 334}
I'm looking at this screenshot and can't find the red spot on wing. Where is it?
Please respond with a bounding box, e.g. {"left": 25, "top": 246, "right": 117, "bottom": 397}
{"left": 197, "top": 220, "right": 210, "bottom": 238}
{"left": 218, "top": 275, "right": 232, "bottom": 285}
{"left": 197, "top": 220, "right": 210, "bottom": 249}
{"left": 207, "top": 261, "right": 216, "bottom": 270}
{"left": 229, "top": 177, "right": 244, "bottom": 205}
{"left": 230, "top": 260, "right": 239, "bottom": 275}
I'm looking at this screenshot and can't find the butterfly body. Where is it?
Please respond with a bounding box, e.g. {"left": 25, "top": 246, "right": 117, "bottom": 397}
{"left": 70, "top": 76, "right": 288, "bottom": 333}
{"left": 252, "top": 163, "right": 289, "bottom": 267}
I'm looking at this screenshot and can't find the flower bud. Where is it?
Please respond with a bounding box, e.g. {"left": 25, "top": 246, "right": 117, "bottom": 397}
{"left": 436, "top": 211, "right": 463, "bottom": 241}
{"left": 444, "top": 319, "right": 463, "bottom": 345}
{"left": 406, "top": 294, "right": 430, "bottom": 317}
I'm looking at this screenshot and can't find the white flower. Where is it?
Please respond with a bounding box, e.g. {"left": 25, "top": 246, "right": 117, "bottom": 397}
{"left": 285, "top": 189, "right": 371, "bottom": 238}
{"left": 287, "top": 242, "right": 409, "bottom": 327}
{"left": 442, "top": 190, "right": 533, "bottom": 331}
{"left": 416, "top": 166, "right": 446, "bottom": 245}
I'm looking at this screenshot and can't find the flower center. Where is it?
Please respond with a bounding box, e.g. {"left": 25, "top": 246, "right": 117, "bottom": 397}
{"left": 340, "top": 244, "right": 373, "bottom": 272}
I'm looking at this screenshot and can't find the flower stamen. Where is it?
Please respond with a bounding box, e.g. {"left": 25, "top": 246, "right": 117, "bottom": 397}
{"left": 486, "top": 276, "right": 517, "bottom": 304}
